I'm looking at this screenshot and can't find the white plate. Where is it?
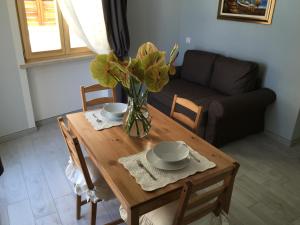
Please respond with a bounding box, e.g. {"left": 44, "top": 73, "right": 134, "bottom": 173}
{"left": 146, "top": 149, "right": 190, "bottom": 171}
{"left": 103, "top": 103, "right": 127, "bottom": 118}
{"left": 153, "top": 141, "right": 190, "bottom": 163}
{"left": 101, "top": 110, "right": 123, "bottom": 121}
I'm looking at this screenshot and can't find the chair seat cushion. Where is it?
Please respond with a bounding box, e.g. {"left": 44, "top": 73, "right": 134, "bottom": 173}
{"left": 120, "top": 201, "right": 178, "bottom": 225}
{"left": 65, "top": 157, "right": 114, "bottom": 202}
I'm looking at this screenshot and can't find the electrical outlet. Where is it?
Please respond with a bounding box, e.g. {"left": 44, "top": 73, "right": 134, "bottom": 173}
{"left": 185, "top": 37, "right": 191, "bottom": 44}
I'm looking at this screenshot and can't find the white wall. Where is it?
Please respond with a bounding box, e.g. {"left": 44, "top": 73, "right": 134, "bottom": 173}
{"left": 0, "top": 0, "right": 29, "bottom": 137}
{"left": 127, "top": 0, "right": 180, "bottom": 54}
{"left": 27, "top": 60, "right": 97, "bottom": 121}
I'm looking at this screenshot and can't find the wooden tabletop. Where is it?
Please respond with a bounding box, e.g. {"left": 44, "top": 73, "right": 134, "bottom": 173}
{"left": 67, "top": 105, "right": 237, "bottom": 216}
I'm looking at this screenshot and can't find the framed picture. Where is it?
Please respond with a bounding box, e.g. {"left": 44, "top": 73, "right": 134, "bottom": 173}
{"left": 218, "top": 0, "right": 276, "bottom": 24}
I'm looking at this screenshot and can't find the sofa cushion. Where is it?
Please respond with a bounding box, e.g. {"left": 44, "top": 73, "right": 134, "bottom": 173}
{"left": 209, "top": 56, "right": 258, "bottom": 95}
{"left": 181, "top": 50, "right": 218, "bottom": 86}
{"left": 149, "top": 79, "right": 224, "bottom": 112}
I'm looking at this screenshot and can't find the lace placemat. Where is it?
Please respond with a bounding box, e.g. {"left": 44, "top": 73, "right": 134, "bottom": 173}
{"left": 118, "top": 141, "right": 216, "bottom": 192}
{"left": 85, "top": 109, "right": 123, "bottom": 131}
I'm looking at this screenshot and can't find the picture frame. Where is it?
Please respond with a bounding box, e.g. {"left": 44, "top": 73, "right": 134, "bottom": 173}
{"left": 217, "top": 0, "right": 276, "bottom": 24}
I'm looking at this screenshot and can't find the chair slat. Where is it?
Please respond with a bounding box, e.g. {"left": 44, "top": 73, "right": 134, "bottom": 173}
{"left": 80, "top": 84, "right": 116, "bottom": 112}
{"left": 170, "top": 94, "right": 202, "bottom": 132}
{"left": 192, "top": 169, "right": 232, "bottom": 192}
{"left": 176, "top": 97, "right": 200, "bottom": 113}
{"left": 172, "top": 112, "right": 196, "bottom": 129}
{"left": 183, "top": 201, "right": 218, "bottom": 225}
{"left": 84, "top": 84, "right": 110, "bottom": 92}
{"left": 86, "top": 97, "right": 115, "bottom": 107}
{"left": 188, "top": 186, "right": 225, "bottom": 210}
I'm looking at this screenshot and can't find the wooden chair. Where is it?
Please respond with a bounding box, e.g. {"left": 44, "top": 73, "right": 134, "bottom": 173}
{"left": 57, "top": 117, "right": 122, "bottom": 225}
{"left": 118, "top": 163, "right": 239, "bottom": 225}
{"left": 80, "top": 84, "right": 116, "bottom": 112}
{"left": 170, "top": 95, "right": 203, "bottom": 132}
{"left": 172, "top": 163, "right": 239, "bottom": 225}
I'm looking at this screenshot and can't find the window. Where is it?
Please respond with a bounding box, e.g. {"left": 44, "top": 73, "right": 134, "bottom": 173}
{"left": 16, "top": 0, "right": 92, "bottom": 62}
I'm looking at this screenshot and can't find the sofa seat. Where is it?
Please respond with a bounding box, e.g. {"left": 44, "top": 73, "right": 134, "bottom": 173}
{"left": 150, "top": 79, "right": 224, "bottom": 112}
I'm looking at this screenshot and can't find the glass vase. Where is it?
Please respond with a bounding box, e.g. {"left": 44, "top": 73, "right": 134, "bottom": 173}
{"left": 123, "top": 93, "right": 151, "bottom": 138}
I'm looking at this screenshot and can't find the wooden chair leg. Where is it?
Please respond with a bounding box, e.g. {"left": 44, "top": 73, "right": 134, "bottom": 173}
{"left": 90, "top": 202, "right": 97, "bottom": 225}
{"left": 76, "top": 195, "right": 81, "bottom": 220}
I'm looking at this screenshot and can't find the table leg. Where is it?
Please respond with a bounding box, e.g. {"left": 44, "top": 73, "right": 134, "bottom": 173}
{"left": 224, "top": 162, "right": 240, "bottom": 213}
{"left": 127, "top": 208, "right": 139, "bottom": 225}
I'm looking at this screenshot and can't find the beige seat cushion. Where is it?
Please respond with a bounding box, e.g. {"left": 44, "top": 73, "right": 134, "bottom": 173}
{"left": 120, "top": 201, "right": 178, "bottom": 225}
{"left": 65, "top": 157, "right": 114, "bottom": 202}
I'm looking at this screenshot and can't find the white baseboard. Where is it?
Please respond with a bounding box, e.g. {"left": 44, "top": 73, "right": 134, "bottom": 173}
{"left": 0, "top": 109, "right": 81, "bottom": 144}
{"left": 264, "top": 130, "right": 300, "bottom": 147}
{"left": 35, "top": 109, "right": 81, "bottom": 127}
{"left": 0, "top": 127, "right": 37, "bottom": 144}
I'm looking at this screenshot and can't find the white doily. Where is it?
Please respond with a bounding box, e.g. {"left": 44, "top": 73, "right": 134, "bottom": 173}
{"left": 85, "top": 109, "right": 123, "bottom": 131}
{"left": 118, "top": 142, "right": 216, "bottom": 192}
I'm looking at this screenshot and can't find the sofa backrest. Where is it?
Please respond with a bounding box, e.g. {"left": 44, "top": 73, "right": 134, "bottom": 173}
{"left": 181, "top": 50, "right": 218, "bottom": 86}
{"left": 209, "top": 56, "right": 258, "bottom": 96}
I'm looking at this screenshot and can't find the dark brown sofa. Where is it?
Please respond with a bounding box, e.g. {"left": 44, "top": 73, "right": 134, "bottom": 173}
{"left": 149, "top": 50, "right": 276, "bottom": 147}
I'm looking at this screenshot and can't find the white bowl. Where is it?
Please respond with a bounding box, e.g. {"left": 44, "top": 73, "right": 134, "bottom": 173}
{"left": 153, "top": 141, "right": 190, "bottom": 163}
{"left": 146, "top": 149, "right": 190, "bottom": 171}
{"left": 103, "top": 103, "right": 127, "bottom": 118}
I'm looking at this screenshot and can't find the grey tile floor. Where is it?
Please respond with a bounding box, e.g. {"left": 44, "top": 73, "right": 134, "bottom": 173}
{"left": 0, "top": 121, "right": 300, "bottom": 225}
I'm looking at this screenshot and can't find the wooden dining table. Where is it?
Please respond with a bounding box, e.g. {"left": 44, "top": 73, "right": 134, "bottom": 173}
{"left": 67, "top": 105, "right": 239, "bottom": 225}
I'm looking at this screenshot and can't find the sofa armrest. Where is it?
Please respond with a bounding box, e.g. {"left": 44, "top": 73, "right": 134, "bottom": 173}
{"left": 170, "top": 66, "right": 182, "bottom": 80}
{"left": 209, "top": 88, "right": 276, "bottom": 119}
{"left": 205, "top": 88, "right": 276, "bottom": 146}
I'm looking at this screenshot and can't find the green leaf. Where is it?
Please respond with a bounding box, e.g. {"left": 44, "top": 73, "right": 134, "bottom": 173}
{"left": 169, "top": 43, "right": 179, "bottom": 65}
{"left": 136, "top": 42, "right": 159, "bottom": 59}
{"left": 169, "top": 66, "right": 176, "bottom": 75}
{"left": 144, "top": 65, "right": 170, "bottom": 92}
{"left": 108, "top": 61, "right": 130, "bottom": 88}
{"left": 90, "top": 54, "right": 118, "bottom": 88}
{"left": 128, "top": 59, "right": 145, "bottom": 82}
{"left": 141, "top": 51, "right": 166, "bottom": 71}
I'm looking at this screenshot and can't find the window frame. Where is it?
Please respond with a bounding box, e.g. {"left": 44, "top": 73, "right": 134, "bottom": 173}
{"left": 16, "top": 0, "right": 92, "bottom": 63}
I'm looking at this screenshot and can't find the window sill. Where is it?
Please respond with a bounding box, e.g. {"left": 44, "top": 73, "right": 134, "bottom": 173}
{"left": 20, "top": 53, "right": 96, "bottom": 69}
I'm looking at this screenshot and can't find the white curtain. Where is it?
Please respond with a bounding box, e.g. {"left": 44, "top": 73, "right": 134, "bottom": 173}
{"left": 57, "top": 0, "right": 111, "bottom": 54}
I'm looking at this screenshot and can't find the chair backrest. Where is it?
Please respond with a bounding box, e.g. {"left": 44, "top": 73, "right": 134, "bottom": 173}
{"left": 80, "top": 84, "right": 116, "bottom": 112}
{"left": 172, "top": 163, "right": 239, "bottom": 225}
{"left": 170, "top": 95, "right": 203, "bottom": 132}
{"left": 57, "top": 117, "right": 94, "bottom": 190}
